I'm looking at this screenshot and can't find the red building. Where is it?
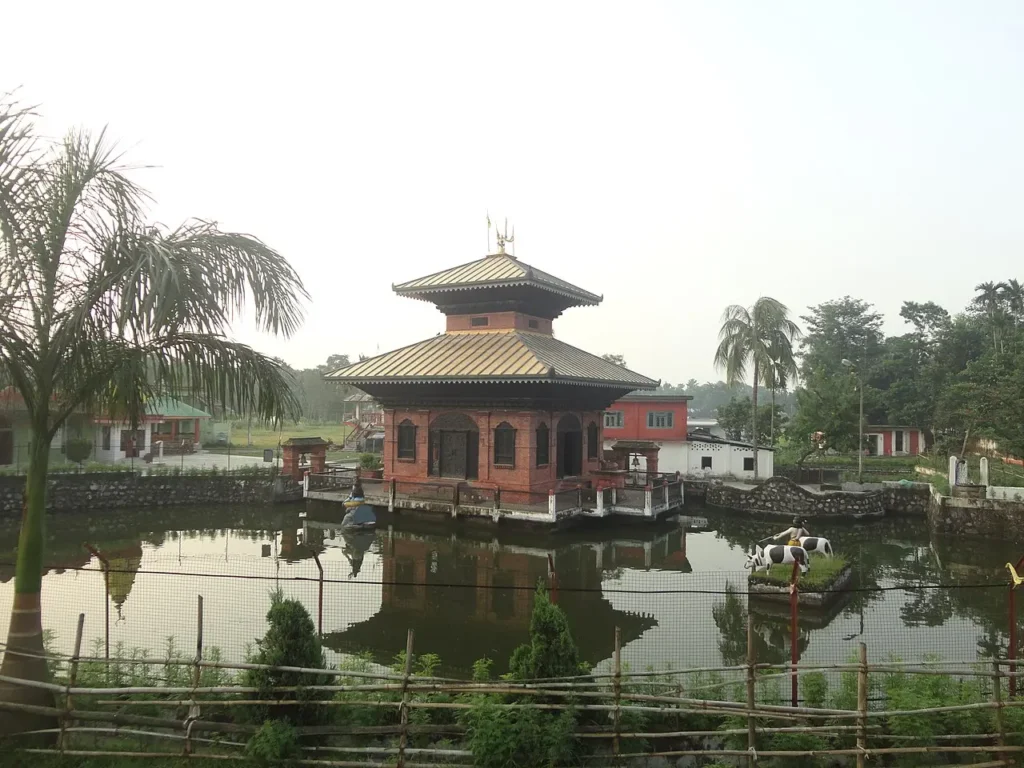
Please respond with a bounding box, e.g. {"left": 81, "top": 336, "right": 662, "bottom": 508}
{"left": 602, "top": 392, "right": 691, "bottom": 442}
{"left": 865, "top": 425, "right": 924, "bottom": 457}
{"left": 326, "top": 246, "right": 657, "bottom": 502}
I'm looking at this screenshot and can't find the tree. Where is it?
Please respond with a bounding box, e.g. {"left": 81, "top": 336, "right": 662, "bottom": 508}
{"left": 601, "top": 353, "right": 627, "bottom": 368}
{"left": 0, "top": 100, "right": 306, "bottom": 721}
{"left": 713, "top": 297, "right": 800, "bottom": 479}
{"left": 788, "top": 368, "right": 860, "bottom": 462}
{"left": 972, "top": 281, "right": 1009, "bottom": 353}
{"left": 799, "top": 296, "right": 884, "bottom": 378}
{"left": 717, "top": 397, "right": 787, "bottom": 446}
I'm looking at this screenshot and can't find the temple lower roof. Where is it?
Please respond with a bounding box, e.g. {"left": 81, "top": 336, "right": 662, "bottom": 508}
{"left": 326, "top": 329, "right": 656, "bottom": 389}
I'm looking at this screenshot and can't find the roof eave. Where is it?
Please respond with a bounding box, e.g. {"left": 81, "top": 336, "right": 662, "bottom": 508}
{"left": 393, "top": 279, "right": 602, "bottom": 306}
{"left": 331, "top": 375, "right": 657, "bottom": 388}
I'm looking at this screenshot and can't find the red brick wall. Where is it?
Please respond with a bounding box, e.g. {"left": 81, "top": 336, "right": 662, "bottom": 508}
{"left": 445, "top": 312, "right": 553, "bottom": 334}
{"left": 603, "top": 398, "right": 689, "bottom": 442}
{"left": 382, "top": 407, "right": 603, "bottom": 496}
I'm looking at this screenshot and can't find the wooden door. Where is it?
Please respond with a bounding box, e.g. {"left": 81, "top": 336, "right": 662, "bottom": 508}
{"left": 440, "top": 431, "right": 467, "bottom": 479}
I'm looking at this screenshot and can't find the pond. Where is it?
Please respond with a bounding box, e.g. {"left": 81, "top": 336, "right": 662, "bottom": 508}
{"left": 0, "top": 500, "right": 1014, "bottom": 678}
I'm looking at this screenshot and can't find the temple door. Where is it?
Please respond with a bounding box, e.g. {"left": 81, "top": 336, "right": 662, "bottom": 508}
{"left": 440, "top": 431, "right": 467, "bottom": 479}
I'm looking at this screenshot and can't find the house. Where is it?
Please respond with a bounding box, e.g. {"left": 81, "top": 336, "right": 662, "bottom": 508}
{"left": 864, "top": 425, "right": 924, "bottom": 457}
{"left": 91, "top": 397, "right": 212, "bottom": 461}
{"left": 326, "top": 243, "right": 659, "bottom": 503}
{"left": 602, "top": 391, "right": 773, "bottom": 479}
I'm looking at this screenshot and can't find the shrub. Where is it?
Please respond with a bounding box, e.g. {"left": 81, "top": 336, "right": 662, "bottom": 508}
{"left": 65, "top": 437, "right": 93, "bottom": 464}
{"left": 359, "top": 452, "right": 382, "bottom": 470}
{"left": 243, "top": 590, "right": 329, "bottom": 727}
{"left": 508, "top": 585, "right": 585, "bottom": 680}
{"left": 246, "top": 720, "right": 300, "bottom": 765}
{"left": 467, "top": 701, "right": 577, "bottom": 768}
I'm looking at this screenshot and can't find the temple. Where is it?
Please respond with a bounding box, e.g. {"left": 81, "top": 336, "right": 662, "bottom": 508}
{"left": 326, "top": 247, "right": 658, "bottom": 505}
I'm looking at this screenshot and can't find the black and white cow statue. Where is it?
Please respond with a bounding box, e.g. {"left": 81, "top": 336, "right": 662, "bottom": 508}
{"left": 745, "top": 545, "right": 810, "bottom": 574}
{"left": 797, "top": 536, "right": 833, "bottom": 558}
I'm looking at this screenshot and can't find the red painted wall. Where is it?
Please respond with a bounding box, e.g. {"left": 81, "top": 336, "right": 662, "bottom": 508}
{"left": 909, "top": 430, "right": 920, "bottom": 455}
{"left": 602, "top": 398, "right": 689, "bottom": 442}
{"left": 883, "top": 431, "right": 893, "bottom": 456}
{"left": 383, "top": 407, "right": 604, "bottom": 497}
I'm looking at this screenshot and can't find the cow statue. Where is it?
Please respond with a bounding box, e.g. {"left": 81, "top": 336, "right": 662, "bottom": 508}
{"left": 797, "top": 536, "right": 833, "bottom": 558}
{"left": 745, "top": 545, "right": 810, "bottom": 574}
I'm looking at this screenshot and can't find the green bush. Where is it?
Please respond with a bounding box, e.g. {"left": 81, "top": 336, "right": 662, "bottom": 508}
{"left": 467, "top": 701, "right": 577, "bottom": 768}
{"left": 243, "top": 590, "right": 329, "bottom": 727}
{"left": 246, "top": 720, "right": 300, "bottom": 765}
{"left": 508, "top": 585, "right": 586, "bottom": 680}
{"left": 359, "top": 452, "right": 382, "bottom": 470}
{"left": 65, "top": 437, "right": 93, "bottom": 464}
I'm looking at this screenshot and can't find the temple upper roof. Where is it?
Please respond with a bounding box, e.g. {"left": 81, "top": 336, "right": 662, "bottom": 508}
{"left": 393, "top": 253, "right": 601, "bottom": 315}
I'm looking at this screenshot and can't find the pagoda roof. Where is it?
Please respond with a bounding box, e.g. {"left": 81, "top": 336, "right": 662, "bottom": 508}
{"left": 325, "top": 329, "right": 657, "bottom": 389}
{"left": 393, "top": 253, "right": 602, "bottom": 307}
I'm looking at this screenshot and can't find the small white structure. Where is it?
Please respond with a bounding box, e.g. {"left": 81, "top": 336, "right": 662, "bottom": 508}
{"left": 606, "top": 434, "right": 773, "bottom": 480}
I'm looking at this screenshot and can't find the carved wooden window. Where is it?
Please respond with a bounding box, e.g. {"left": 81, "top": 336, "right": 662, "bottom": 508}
{"left": 397, "top": 419, "right": 417, "bottom": 460}
{"left": 494, "top": 422, "right": 516, "bottom": 467}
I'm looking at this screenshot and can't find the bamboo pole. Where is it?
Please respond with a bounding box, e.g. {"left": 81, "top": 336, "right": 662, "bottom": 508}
{"left": 398, "top": 629, "right": 414, "bottom": 768}
{"left": 59, "top": 613, "right": 85, "bottom": 754}
{"left": 857, "top": 642, "right": 868, "bottom": 768}
{"left": 746, "top": 615, "right": 756, "bottom": 768}
{"left": 613, "top": 626, "right": 621, "bottom": 758}
{"left": 187, "top": 595, "right": 204, "bottom": 757}
{"left": 993, "top": 659, "right": 1006, "bottom": 752}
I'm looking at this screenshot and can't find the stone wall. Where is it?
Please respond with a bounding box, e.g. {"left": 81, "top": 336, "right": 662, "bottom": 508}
{"left": 881, "top": 482, "right": 932, "bottom": 516}
{"left": 0, "top": 473, "right": 302, "bottom": 517}
{"left": 705, "top": 476, "right": 885, "bottom": 519}
{"left": 928, "top": 491, "right": 1024, "bottom": 539}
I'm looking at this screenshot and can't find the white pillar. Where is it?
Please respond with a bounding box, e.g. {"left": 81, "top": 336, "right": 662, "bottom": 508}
{"left": 663, "top": 484, "right": 669, "bottom": 508}
{"left": 644, "top": 540, "right": 652, "bottom": 569}
{"left": 948, "top": 455, "right": 958, "bottom": 487}
{"left": 980, "top": 457, "right": 990, "bottom": 487}
{"left": 596, "top": 487, "right": 605, "bottom": 516}
{"left": 644, "top": 487, "right": 653, "bottom": 517}
{"left": 548, "top": 491, "right": 557, "bottom": 523}
{"left": 302, "top": 471, "right": 309, "bottom": 497}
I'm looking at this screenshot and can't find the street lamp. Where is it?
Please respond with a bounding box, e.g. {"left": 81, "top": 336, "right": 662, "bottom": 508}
{"left": 841, "top": 359, "right": 864, "bottom": 483}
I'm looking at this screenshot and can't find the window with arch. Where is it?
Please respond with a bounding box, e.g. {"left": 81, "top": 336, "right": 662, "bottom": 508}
{"left": 493, "top": 422, "right": 516, "bottom": 467}
{"left": 536, "top": 422, "right": 550, "bottom": 467}
{"left": 587, "top": 421, "right": 599, "bottom": 459}
{"left": 397, "top": 419, "right": 417, "bottom": 460}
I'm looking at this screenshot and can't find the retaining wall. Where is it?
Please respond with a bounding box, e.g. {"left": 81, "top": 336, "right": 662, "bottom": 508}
{"left": 928, "top": 489, "right": 1024, "bottom": 539}
{"left": 0, "top": 473, "right": 302, "bottom": 517}
{"left": 705, "top": 476, "right": 885, "bottom": 519}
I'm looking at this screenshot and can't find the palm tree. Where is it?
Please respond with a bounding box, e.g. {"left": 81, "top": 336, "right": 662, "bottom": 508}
{"left": 0, "top": 100, "right": 307, "bottom": 721}
{"left": 974, "top": 281, "right": 1009, "bottom": 353}
{"left": 760, "top": 342, "right": 799, "bottom": 446}
{"left": 714, "top": 297, "right": 801, "bottom": 478}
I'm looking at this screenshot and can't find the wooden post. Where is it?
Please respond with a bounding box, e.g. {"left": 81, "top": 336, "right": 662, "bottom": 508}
{"left": 310, "top": 548, "right": 324, "bottom": 636}
{"left": 613, "top": 626, "right": 622, "bottom": 757}
{"left": 857, "top": 642, "right": 868, "bottom": 768}
{"left": 59, "top": 613, "right": 85, "bottom": 754}
{"left": 398, "top": 629, "right": 415, "bottom": 768}
{"left": 790, "top": 560, "right": 800, "bottom": 708}
{"left": 993, "top": 658, "right": 1007, "bottom": 752}
{"left": 185, "top": 595, "right": 204, "bottom": 756}
{"left": 746, "top": 615, "right": 757, "bottom": 768}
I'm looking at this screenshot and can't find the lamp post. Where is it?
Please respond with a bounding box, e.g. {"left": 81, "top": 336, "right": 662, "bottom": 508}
{"left": 841, "top": 359, "right": 864, "bottom": 483}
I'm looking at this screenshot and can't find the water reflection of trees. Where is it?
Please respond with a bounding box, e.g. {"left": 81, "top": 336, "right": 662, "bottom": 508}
{"left": 712, "top": 583, "right": 810, "bottom": 666}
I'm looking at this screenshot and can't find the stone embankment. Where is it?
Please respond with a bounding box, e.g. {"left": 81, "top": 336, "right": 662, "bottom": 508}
{"left": 705, "top": 476, "right": 885, "bottom": 519}
{"left": 0, "top": 473, "right": 302, "bottom": 517}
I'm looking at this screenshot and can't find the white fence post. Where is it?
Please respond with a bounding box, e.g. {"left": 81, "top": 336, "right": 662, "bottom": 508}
{"left": 980, "top": 457, "right": 990, "bottom": 487}
{"left": 644, "top": 486, "right": 653, "bottom": 517}
{"left": 596, "top": 487, "right": 605, "bottom": 517}
{"left": 548, "top": 490, "right": 557, "bottom": 522}
{"left": 302, "top": 471, "right": 309, "bottom": 497}
{"left": 948, "top": 455, "right": 958, "bottom": 487}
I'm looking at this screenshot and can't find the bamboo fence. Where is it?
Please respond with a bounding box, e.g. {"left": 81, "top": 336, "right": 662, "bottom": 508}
{"left": 0, "top": 600, "right": 1023, "bottom": 766}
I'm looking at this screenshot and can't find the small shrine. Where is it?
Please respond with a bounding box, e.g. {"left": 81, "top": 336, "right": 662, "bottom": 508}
{"left": 326, "top": 231, "right": 657, "bottom": 502}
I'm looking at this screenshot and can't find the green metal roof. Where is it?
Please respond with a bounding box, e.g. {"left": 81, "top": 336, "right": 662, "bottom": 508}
{"left": 146, "top": 397, "right": 212, "bottom": 420}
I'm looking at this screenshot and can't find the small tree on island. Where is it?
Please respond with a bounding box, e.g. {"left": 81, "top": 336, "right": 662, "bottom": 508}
{"left": 0, "top": 98, "right": 306, "bottom": 726}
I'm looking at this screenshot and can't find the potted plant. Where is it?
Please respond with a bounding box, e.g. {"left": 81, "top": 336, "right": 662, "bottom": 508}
{"left": 359, "top": 452, "right": 383, "bottom": 479}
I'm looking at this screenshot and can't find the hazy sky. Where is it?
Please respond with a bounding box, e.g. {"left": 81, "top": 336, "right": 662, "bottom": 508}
{"left": 4, "top": 1, "right": 1022, "bottom": 384}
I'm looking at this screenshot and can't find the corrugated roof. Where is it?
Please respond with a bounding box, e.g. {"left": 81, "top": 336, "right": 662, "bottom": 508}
{"left": 146, "top": 397, "right": 212, "bottom": 420}
{"left": 325, "top": 330, "right": 656, "bottom": 388}
{"left": 393, "top": 254, "right": 602, "bottom": 305}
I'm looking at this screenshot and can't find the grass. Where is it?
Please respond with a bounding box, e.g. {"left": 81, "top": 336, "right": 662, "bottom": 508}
{"left": 749, "top": 554, "right": 850, "bottom": 589}
{"left": 205, "top": 423, "right": 353, "bottom": 453}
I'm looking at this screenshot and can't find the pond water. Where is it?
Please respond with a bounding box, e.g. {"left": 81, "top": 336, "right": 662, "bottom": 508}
{"left": 0, "top": 501, "right": 1014, "bottom": 678}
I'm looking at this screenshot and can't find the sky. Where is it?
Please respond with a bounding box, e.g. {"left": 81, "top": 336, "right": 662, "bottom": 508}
{"left": 3, "top": 1, "right": 1023, "bottom": 384}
